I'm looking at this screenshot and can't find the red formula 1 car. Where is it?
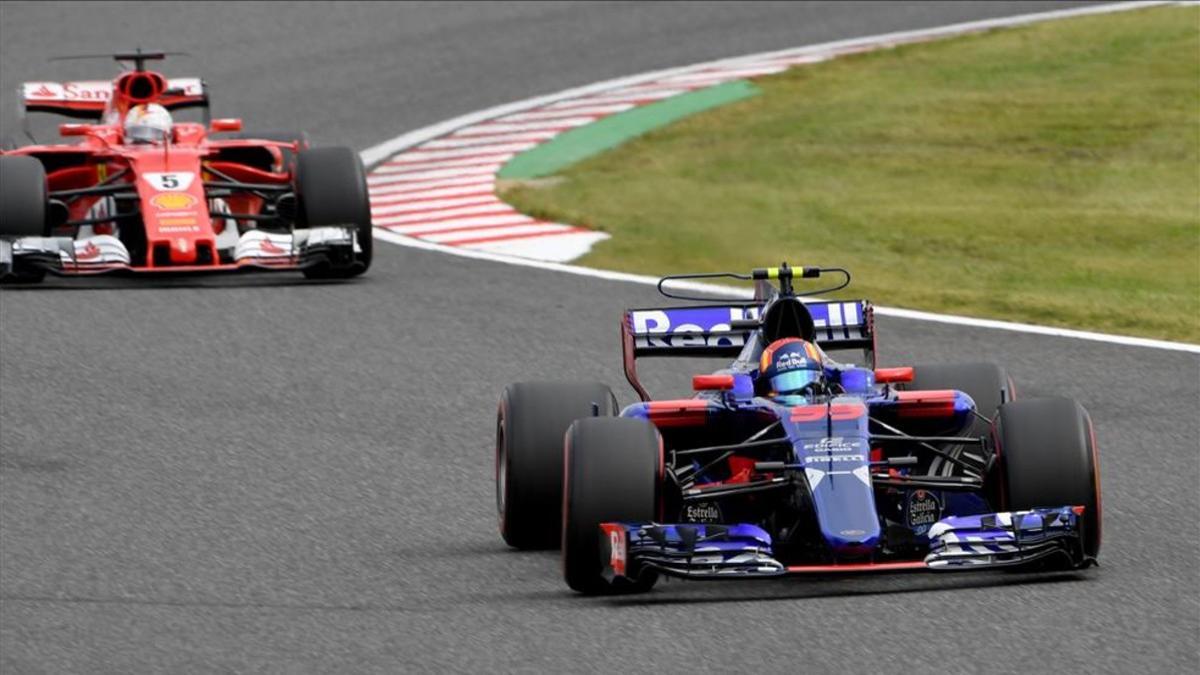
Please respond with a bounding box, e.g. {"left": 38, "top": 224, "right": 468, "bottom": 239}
{"left": 0, "top": 51, "right": 372, "bottom": 283}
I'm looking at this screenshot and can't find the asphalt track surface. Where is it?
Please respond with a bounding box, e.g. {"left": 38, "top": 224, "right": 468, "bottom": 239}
{"left": 1, "top": 2, "right": 1197, "bottom": 672}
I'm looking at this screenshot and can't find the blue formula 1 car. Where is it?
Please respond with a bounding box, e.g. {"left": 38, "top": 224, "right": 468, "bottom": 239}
{"left": 495, "top": 264, "right": 1101, "bottom": 594}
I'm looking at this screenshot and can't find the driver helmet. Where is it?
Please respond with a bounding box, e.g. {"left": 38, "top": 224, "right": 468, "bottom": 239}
{"left": 123, "top": 103, "right": 172, "bottom": 144}
{"left": 760, "top": 338, "right": 826, "bottom": 400}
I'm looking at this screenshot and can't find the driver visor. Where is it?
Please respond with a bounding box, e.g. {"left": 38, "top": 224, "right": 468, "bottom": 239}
{"left": 770, "top": 369, "right": 822, "bottom": 395}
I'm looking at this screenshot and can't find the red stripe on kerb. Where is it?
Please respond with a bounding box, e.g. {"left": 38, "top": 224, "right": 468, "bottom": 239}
{"left": 377, "top": 205, "right": 513, "bottom": 225}
{"left": 448, "top": 226, "right": 589, "bottom": 246}
{"left": 399, "top": 218, "right": 535, "bottom": 238}
{"left": 385, "top": 151, "right": 519, "bottom": 167}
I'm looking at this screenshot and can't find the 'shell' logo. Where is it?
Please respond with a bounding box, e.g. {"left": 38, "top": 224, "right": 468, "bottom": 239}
{"left": 150, "top": 193, "right": 197, "bottom": 211}
{"left": 260, "top": 238, "right": 287, "bottom": 255}
{"left": 76, "top": 242, "right": 101, "bottom": 260}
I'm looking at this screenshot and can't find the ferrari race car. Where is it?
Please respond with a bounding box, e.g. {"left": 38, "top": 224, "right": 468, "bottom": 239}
{"left": 0, "top": 50, "right": 372, "bottom": 283}
{"left": 495, "top": 264, "right": 1101, "bottom": 594}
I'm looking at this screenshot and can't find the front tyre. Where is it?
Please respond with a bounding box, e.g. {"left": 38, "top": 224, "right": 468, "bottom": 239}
{"left": 0, "top": 155, "right": 47, "bottom": 238}
{"left": 908, "top": 362, "right": 1014, "bottom": 476}
{"left": 995, "top": 397, "right": 1101, "bottom": 561}
{"left": 562, "top": 417, "right": 661, "bottom": 595}
{"left": 295, "top": 146, "right": 372, "bottom": 279}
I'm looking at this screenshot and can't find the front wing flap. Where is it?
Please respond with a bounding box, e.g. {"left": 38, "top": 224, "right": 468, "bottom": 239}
{"left": 925, "top": 506, "right": 1093, "bottom": 570}
{"left": 600, "top": 522, "right": 785, "bottom": 581}
{"left": 1, "top": 227, "right": 358, "bottom": 276}
{"left": 600, "top": 506, "right": 1092, "bottom": 583}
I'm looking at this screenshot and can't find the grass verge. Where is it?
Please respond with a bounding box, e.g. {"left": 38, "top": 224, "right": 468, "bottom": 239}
{"left": 501, "top": 6, "right": 1200, "bottom": 342}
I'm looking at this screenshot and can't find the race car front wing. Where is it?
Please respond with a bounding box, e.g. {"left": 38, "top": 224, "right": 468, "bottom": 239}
{"left": 599, "top": 506, "right": 1091, "bottom": 582}
{"left": 0, "top": 226, "right": 359, "bottom": 276}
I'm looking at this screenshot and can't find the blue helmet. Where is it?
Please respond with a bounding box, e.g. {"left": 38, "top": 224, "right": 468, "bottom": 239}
{"left": 760, "top": 338, "right": 825, "bottom": 398}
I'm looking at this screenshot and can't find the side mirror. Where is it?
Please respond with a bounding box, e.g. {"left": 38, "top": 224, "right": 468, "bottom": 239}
{"left": 59, "top": 123, "right": 91, "bottom": 137}
{"left": 693, "top": 374, "right": 735, "bottom": 391}
{"left": 874, "top": 367, "right": 914, "bottom": 384}
{"left": 210, "top": 118, "right": 243, "bottom": 132}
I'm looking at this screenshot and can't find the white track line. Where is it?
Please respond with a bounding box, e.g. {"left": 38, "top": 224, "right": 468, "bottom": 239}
{"left": 361, "top": 0, "right": 1198, "bottom": 354}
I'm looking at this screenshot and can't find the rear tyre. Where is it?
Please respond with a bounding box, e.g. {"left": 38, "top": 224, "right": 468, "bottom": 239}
{"left": 909, "top": 362, "right": 1014, "bottom": 433}
{"left": 0, "top": 155, "right": 47, "bottom": 238}
{"left": 496, "top": 382, "right": 618, "bottom": 550}
{"left": 563, "top": 417, "right": 660, "bottom": 595}
{"left": 295, "top": 146, "right": 372, "bottom": 279}
{"left": 995, "top": 397, "right": 1101, "bottom": 561}
{"left": 908, "top": 362, "right": 1014, "bottom": 475}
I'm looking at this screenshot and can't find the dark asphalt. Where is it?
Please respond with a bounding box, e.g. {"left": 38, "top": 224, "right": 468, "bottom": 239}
{"left": 2, "top": 2, "right": 1197, "bottom": 673}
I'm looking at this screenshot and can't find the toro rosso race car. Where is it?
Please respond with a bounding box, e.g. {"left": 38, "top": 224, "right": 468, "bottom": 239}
{"left": 0, "top": 50, "right": 371, "bottom": 283}
{"left": 495, "top": 263, "right": 1101, "bottom": 594}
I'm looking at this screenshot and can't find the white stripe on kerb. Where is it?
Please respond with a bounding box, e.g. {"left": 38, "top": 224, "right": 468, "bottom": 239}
{"left": 425, "top": 223, "right": 571, "bottom": 244}
{"left": 371, "top": 196, "right": 498, "bottom": 217}
{"left": 368, "top": 177, "right": 494, "bottom": 195}
{"left": 374, "top": 154, "right": 516, "bottom": 173}
{"left": 387, "top": 214, "right": 531, "bottom": 235}
{"left": 376, "top": 204, "right": 513, "bottom": 225}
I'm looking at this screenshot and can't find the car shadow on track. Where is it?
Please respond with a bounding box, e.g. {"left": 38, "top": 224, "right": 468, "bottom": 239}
{"left": 601, "top": 570, "right": 1091, "bottom": 607}
{"left": 0, "top": 274, "right": 360, "bottom": 291}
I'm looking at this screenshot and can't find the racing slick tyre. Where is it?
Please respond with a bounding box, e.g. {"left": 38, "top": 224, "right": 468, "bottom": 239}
{"left": 908, "top": 363, "right": 1014, "bottom": 475}
{"left": 995, "top": 397, "right": 1101, "bottom": 563}
{"left": 562, "top": 417, "right": 660, "bottom": 595}
{"left": 0, "top": 155, "right": 47, "bottom": 238}
{"left": 497, "top": 382, "right": 619, "bottom": 550}
{"left": 909, "top": 362, "right": 1014, "bottom": 430}
{"left": 295, "top": 146, "right": 372, "bottom": 279}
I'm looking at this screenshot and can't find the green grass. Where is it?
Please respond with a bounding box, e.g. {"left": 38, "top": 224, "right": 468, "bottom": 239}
{"left": 501, "top": 6, "right": 1200, "bottom": 342}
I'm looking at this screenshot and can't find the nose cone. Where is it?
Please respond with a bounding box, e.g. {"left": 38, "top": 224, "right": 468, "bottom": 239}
{"left": 806, "top": 463, "right": 882, "bottom": 555}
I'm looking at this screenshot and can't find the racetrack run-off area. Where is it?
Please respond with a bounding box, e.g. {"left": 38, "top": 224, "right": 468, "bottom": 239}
{"left": 2, "top": 2, "right": 1198, "bottom": 673}
{"left": 498, "top": 3, "right": 1200, "bottom": 343}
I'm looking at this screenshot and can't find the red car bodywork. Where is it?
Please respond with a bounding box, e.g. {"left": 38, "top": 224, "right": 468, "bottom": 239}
{"left": 2, "top": 62, "right": 361, "bottom": 277}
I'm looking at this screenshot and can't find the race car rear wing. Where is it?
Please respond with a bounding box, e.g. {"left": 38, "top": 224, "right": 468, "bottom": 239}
{"left": 19, "top": 78, "right": 209, "bottom": 123}
{"left": 620, "top": 299, "right": 875, "bottom": 401}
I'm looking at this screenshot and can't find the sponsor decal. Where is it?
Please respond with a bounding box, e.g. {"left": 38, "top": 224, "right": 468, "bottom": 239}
{"left": 806, "top": 437, "right": 857, "bottom": 454}
{"left": 840, "top": 529, "right": 866, "bottom": 537}
{"left": 76, "top": 241, "right": 101, "bottom": 260}
{"left": 600, "top": 523, "right": 627, "bottom": 577}
{"left": 166, "top": 78, "right": 204, "bottom": 96}
{"left": 159, "top": 222, "right": 200, "bottom": 232}
{"left": 150, "top": 193, "right": 198, "bottom": 210}
{"left": 803, "top": 454, "right": 864, "bottom": 464}
{"left": 630, "top": 301, "right": 865, "bottom": 349}
{"left": 631, "top": 306, "right": 760, "bottom": 349}
{"left": 260, "top": 238, "right": 288, "bottom": 255}
{"left": 27, "top": 83, "right": 62, "bottom": 99}
{"left": 145, "top": 172, "right": 196, "bottom": 192}
{"left": 62, "top": 82, "right": 111, "bottom": 100}
{"left": 775, "top": 351, "right": 810, "bottom": 371}
{"left": 683, "top": 502, "right": 723, "bottom": 524}
{"left": 906, "top": 490, "right": 942, "bottom": 536}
